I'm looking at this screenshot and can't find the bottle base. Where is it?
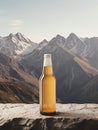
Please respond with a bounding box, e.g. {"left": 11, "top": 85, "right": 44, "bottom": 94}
{"left": 40, "top": 111, "right": 56, "bottom": 116}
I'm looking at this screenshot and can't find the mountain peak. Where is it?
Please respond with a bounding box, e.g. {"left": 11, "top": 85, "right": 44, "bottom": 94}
{"left": 56, "top": 34, "right": 63, "bottom": 38}
{"left": 55, "top": 34, "right": 66, "bottom": 40}
{"left": 15, "top": 32, "right": 23, "bottom": 38}
{"left": 15, "top": 32, "right": 31, "bottom": 43}
{"left": 68, "top": 33, "right": 78, "bottom": 39}
{"left": 40, "top": 39, "right": 48, "bottom": 43}
{"left": 37, "top": 39, "right": 49, "bottom": 50}
{"left": 16, "top": 32, "right": 22, "bottom": 35}
{"left": 9, "top": 33, "right": 14, "bottom": 37}
{"left": 0, "top": 32, "right": 38, "bottom": 56}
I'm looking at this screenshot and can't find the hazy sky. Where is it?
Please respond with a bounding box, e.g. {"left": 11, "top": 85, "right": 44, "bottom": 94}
{"left": 0, "top": 0, "right": 98, "bottom": 42}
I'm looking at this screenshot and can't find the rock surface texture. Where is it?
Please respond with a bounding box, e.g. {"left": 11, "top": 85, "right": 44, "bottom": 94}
{"left": 0, "top": 104, "right": 98, "bottom": 130}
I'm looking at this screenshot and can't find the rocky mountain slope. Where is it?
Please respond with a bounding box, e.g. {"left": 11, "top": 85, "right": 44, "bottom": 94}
{"left": 0, "top": 53, "right": 38, "bottom": 103}
{"left": 54, "top": 33, "right": 98, "bottom": 69}
{"left": 0, "top": 53, "right": 38, "bottom": 84}
{"left": 49, "top": 33, "right": 98, "bottom": 70}
{"left": 0, "top": 81, "right": 38, "bottom": 103}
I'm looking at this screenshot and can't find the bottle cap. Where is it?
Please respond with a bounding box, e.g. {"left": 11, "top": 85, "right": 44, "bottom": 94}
{"left": 44, "top": 54, "right": 51, "bottom": 58}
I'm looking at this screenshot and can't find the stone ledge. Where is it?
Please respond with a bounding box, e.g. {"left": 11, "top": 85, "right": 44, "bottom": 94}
{"left": 0, "top": 104, "right": 98, "bottom": 130}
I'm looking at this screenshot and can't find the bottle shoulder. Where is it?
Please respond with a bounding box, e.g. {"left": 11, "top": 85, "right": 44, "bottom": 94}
{"left": 39, "top": 74, "right": 56, "bottom": 80}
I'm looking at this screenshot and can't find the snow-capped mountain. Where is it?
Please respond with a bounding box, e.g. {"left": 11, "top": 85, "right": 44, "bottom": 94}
{"left": 0, "top": 33, "right": 38, "bottom": 57}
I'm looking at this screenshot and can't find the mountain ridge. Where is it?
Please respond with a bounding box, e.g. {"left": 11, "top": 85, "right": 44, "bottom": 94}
{"left": 21, "top": 37, "right": 98, "bottom": 103}
{"left": 0, "top": 32, "right": 98, "bottom": 103}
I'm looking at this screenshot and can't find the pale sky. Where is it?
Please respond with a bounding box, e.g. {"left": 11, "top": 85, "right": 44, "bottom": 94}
{"left": 0, "top": 0, "right": 98, "bottom": 42}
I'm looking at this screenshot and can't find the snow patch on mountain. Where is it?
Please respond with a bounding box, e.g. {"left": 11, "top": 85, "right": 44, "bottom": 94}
{"left": 0, "top": 33, "right": 38, "bottom": 57}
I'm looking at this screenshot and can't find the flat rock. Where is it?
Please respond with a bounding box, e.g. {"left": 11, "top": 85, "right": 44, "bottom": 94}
{"left": 0, "top": 104, "right": 98, "bottom": 130}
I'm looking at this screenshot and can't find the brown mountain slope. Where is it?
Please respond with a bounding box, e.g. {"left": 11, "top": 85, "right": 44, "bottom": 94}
{"left": 0, "top": 53, "right": 39, "bottom": 103}
{"left": 61, "top": 46, "right": 98, "bottom": 76}
{"left": 0, "top": 53, "right": 38, "bottom": 86}
{"left": 0, "top": 81, "right": 38, "bottom": 103}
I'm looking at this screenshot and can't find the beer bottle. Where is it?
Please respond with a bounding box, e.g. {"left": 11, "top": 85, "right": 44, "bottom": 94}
{"left": 39, "top": 54, "right": 56, "bottom": 115}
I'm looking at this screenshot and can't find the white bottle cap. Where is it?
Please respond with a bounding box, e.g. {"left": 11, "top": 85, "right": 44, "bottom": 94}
{"left": 43, "top": 54, "right": 52, "bottom": 66}
{"left": 44, "top": 54, "right": 51, "bottom": 58}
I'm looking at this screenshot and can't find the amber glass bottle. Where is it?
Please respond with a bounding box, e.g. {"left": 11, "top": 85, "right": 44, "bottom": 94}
{"left": 39, "top": 54, "right": 56, "bottom": 115}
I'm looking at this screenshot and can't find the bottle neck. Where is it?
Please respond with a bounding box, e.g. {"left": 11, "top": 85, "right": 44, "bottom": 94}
{"left": 43, "top": 55, "right": 52, "bottom": 66}
{"left": 43, "top": 56, "right": 53, "bottom": 75}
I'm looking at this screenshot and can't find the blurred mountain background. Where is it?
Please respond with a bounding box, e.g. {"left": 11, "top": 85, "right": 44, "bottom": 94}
{"left": 0, "top": 32, "right": 98, "bottom": 103}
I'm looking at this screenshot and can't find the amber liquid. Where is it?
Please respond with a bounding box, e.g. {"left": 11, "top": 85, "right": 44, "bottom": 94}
{"left": 40, "top": 66, "right": 56, "bottom": 115}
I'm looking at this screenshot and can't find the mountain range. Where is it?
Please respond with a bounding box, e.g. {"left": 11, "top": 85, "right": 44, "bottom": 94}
{"left": 0, "top": 32, "right": 98, "bottom": 103}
